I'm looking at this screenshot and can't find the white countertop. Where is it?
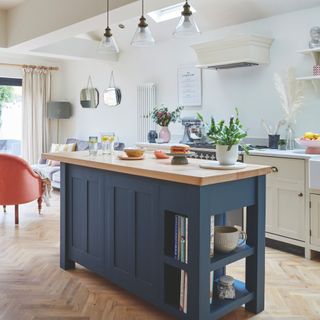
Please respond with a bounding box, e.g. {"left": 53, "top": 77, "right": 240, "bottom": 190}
{"left": 248, "top": 149, "right": 320, "bottom": 160}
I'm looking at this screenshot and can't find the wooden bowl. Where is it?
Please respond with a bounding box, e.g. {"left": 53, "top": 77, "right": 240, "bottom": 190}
{"left": 124, "top": 148, "right": 145, "bottom": 158}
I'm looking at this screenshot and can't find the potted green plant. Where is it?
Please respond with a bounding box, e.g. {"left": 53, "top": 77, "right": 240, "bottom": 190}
{"left": 150, "top": 105, "right": 183, "bottom": 143}
{"left": 199, "top": 109, "right": 248, "bottom": 165}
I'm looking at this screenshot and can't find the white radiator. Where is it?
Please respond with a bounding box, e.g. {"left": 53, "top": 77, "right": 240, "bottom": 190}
{"left": 137, "top": 83, "right": 156, "bottom": 142}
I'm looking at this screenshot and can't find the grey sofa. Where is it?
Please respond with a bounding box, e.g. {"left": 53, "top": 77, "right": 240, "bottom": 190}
{"left": 33, "top": 138, "right": 125, "bottom": 189}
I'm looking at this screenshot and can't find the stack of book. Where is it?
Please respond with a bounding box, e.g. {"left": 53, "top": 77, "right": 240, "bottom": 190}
{"left": 174, "top": 215, "right": 188, "bottom": 263}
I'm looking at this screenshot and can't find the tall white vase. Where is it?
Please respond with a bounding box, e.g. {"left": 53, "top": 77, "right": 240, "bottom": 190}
{"left": 216, "top": 144, "right": 239, "bottom": 165}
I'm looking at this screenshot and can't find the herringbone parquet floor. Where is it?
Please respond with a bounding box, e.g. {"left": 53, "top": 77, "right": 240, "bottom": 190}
{"left": 0, "top": 191, "right": 320, "bottom": 320}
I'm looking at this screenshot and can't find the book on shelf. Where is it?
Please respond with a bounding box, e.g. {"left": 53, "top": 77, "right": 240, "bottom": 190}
{"left": 179, "top": 270, "right": 188, "bottom": 314}
{"left": 173, "top": 215, "right": 188, "bottom": 263}
{"left": 210, "top": 215, "right": 215, "bottom": 258}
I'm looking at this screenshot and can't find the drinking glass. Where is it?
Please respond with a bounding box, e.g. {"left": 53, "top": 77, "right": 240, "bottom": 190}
{"left": 101, "top": 132, "right": 116, "bottom": 155}
{"left": 89, "top": 136, "right": 98, "bottom": 156}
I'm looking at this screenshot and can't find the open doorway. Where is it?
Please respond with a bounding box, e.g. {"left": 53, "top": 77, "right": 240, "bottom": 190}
{"left": 0, "top": 78, "right": 23, "bottom": 155}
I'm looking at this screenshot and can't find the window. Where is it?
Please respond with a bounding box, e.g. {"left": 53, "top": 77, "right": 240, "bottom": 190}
{"left": 0, "top": 78, "right": 23, "bottom": 155}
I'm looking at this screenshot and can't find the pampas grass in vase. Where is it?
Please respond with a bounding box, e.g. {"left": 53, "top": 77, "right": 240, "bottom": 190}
{"left": 274, "top": 67, "right": 304, "bottom": 149}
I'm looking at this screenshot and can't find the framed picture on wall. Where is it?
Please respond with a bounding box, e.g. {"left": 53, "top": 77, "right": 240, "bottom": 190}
{"left": 177, "top": 66, "right": 202, "bottom": 107}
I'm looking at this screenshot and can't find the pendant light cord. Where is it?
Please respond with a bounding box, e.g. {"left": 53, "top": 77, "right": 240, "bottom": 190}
{"left": 107, "top": 0, "right": 110, "bottom": 27}
{"left": 142, "top": 0, "right": 144, "bottom": 17}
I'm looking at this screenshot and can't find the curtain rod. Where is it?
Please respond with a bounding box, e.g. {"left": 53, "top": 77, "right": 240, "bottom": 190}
{"left": 0, "top": 62, "right": 59, "bottom": 71}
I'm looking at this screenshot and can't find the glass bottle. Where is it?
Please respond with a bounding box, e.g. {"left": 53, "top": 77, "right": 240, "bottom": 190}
{"left": 286, "top": 123, "right": 295, "bottom": 150}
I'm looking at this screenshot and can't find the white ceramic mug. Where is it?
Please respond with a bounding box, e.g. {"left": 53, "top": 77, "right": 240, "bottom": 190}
{"left": 214, "top": 226, "right": 247, "bottom": 253}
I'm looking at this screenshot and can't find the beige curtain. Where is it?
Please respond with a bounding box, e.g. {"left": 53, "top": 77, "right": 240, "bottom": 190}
{"left": 22, "top": 67, "right": 51, "bottom": 163}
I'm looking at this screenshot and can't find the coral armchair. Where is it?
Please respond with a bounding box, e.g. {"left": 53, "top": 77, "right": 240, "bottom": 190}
{"left": 0, "top": 154, "right": 44, "bottom": 224}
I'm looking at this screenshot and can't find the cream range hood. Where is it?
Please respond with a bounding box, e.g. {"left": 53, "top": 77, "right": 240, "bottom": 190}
{"left": 191, "top": 35, "right": 274, "bottom": 70}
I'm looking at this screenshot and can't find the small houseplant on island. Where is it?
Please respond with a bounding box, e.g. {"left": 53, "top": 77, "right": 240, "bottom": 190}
{"left": 199, "top": 109, "right": 248, "bottom": 165}
{"left": 150, "top": 105, "right": 183, "bottom": 143}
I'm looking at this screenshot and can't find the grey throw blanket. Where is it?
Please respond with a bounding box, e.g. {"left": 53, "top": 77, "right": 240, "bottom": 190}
{"left": 32, "top": 167, "right": 52, "bottom": 206}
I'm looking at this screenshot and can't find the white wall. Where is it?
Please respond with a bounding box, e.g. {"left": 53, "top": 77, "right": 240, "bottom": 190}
{"left": 60, "top": 6, "right": 320, "bottom": 146}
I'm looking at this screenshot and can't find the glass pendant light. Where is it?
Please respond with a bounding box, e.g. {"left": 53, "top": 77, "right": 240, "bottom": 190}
{"left": 173, "top": 1, "right": 200, "bottom": 38}
{"left": 98, "top": 0, "right": 119, "bottom": 53}
{"left": 131, "top": 0, "right": 155, "bottom": 47}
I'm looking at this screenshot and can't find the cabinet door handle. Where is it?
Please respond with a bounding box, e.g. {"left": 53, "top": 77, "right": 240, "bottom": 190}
{"left": 271, "top": 166, "right": 278, "bottom": 173}
{"left": 298, "top": 193, "right": 303, "bottom": 197}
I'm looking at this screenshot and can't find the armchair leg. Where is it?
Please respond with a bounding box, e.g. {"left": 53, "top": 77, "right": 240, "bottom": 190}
{"left": 3, "top": 205, "right": 6, "bottom": 213}
{"left": 15, "top": 205, "right": 19, "bottom": 225}
{"left": 37, "top": 197, "right": 43, "bottom": 214}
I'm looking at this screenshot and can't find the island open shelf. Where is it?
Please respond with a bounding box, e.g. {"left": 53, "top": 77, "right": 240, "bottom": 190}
{"left": 43, "top": 151, "right": 270, "bottom": 320}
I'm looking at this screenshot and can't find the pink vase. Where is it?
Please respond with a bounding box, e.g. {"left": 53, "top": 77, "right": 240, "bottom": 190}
{"left": 159, "top": 126, "right": 171, "bottom": 143}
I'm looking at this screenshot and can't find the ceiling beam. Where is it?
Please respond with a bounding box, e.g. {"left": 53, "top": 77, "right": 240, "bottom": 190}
{"left": 0, "top": 10, "right": 7, "bottom": 47}
{"left": 6, "top": 0, "right": 136, "bottom": 49}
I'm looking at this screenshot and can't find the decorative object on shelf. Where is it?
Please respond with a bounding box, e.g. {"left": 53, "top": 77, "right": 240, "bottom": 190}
{"left": 131, "top": 0, "right": 155, "bottom": 47}
{"left": 313, "top": 65, "right": 320, "bottom": 76}
{"left": 104, "top": 71, "right": 121, "bottom": 107}
{"left": 80, "top": 76, "right": 99, "bottom": 109}
{"left": 147, "top": 129, "right": 158, "bottom": 143}
{"left": 88, "top": 136, "right": 98, "bottom": 156}
{"left": 199, "top": 109, "right": 248, "bottom": 165}
{"left": 47, "top": 101, "right": 72, "bottom": 143}
{"left": 216, "top": 275, "right": 236, "bottom": 300}
{"left": 268, "top": 134, "right": 280, "bottom": 149}
{"left": 309, "top": 26, "right": 320, "bottom": 49}
{"left": 101, "top": 132, "right": 116, "bottom": 154}
{"left": 150, "top": 105, "right": 184, "bottom": 143}
{"left": 173, "top": 1, "right": 200, "bottom": 38}
{"left": 274, "top": 68, "right": 304, "bottom": 150}
{"left": 178, "top": 66, "right": 202, "bottom": 107}
{"left": 98, "top": 0, "right": 119, "bottom": 54}
{"left": 214, "top": 226, "right": 247, "bottom": 253}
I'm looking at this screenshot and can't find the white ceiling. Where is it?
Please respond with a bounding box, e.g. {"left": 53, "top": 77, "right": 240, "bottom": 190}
{"left": 7, "top": 0, "right": 320, "bottom": 60}
{"left": 0, "top": 0, "right": 25, "bottom": 10}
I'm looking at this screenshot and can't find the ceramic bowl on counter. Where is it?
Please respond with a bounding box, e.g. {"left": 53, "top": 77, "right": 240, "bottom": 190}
{"left": 124, "top": 147, "right": 145, "bottom": 158}
{"left": 295, "top": 138, "right": 320, "bottom": 154}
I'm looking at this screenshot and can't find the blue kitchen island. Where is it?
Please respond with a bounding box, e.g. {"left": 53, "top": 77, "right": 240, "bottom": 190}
{"left": 43, "top": 151, "right": 271, "bottom": 320}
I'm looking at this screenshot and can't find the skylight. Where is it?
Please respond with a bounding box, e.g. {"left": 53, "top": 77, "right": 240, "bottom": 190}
{"left": 148, "top": 2, "right": 197, "bottom": 23}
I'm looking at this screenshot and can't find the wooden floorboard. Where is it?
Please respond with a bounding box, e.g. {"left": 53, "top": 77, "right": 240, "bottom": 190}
{"left": 0, "top": 191, "right": 320, "bottom": 320}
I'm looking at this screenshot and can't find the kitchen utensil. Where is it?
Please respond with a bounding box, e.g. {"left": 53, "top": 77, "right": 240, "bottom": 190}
{"left": 214, "top": 226, "right": 247, "bottom": 253}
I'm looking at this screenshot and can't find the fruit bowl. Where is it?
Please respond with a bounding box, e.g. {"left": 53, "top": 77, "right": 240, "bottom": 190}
{"left": 295, "top": 138, "right": 320, "bottom": 154}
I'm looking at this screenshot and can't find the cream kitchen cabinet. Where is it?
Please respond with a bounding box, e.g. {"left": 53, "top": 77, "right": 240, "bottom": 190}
{"left": 245, "top": 155, "right": 306, "bottom": 243}
{"left": 310, "top": 194, "right": 320, "bottom": 247}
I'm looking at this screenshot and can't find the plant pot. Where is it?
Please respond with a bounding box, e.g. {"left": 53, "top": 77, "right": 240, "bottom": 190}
{"left": 268, "top": 134, "right": 280, "bottom": 149}
{"left": 216, "top": 144, "right": 239, "bottom": 165}
{"left": 159, "top": 126, "right": 171, "bottom": 143}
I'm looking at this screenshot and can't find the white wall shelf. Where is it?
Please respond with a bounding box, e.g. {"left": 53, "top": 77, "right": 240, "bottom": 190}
{"left": 296, "top": 76, "right": 320, "bottom": 80}
{"left": 297, "top": 48, "right": 320, "bottom": 90}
